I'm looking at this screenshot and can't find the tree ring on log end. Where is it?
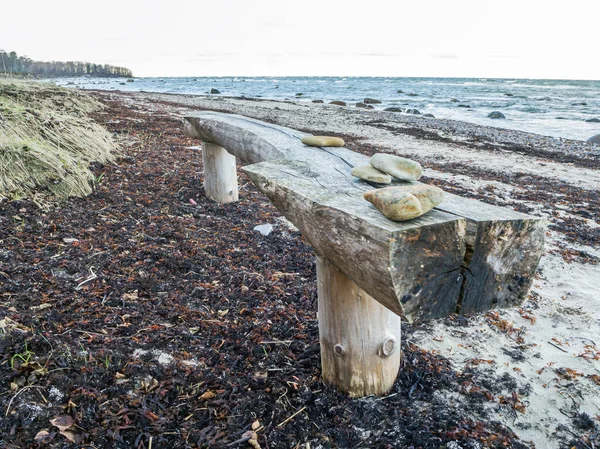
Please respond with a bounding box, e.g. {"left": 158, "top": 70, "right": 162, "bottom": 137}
{"left": 380, "top": 336, "right": 397, "bottom": 357}
{"left": 333, "top": 344, "right": 345, "bottom": 356}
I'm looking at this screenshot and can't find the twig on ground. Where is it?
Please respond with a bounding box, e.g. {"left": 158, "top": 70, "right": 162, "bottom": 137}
{"left": 276, "top": 406, "right": 307, "bottom": 428}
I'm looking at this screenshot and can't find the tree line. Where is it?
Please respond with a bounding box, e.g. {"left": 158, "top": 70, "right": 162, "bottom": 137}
{"left": 0, "top": 50, "right": 133, "bottom": 78}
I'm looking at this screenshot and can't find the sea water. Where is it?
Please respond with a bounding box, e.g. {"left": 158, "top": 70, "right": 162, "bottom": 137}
{"left": 52, "top": 76, "right": 600, "bottom": 142}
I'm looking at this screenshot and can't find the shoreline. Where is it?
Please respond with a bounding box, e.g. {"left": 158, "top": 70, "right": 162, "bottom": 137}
{"left": 51, "top": 75, "right": 600, "bottom": 142}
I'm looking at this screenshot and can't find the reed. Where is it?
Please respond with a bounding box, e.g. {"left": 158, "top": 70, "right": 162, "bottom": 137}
{"left": 0, "top": 78, "right": 118, "bottom": 201}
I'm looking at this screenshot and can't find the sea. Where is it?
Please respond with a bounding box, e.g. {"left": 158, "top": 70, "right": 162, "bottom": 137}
{"left": 51, "top": 76, "right": 600, "bottom": 142}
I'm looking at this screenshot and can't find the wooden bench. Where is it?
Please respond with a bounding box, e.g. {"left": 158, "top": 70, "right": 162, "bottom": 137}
{"left": 184, "top": 111, "right": 546, "bottom": 397}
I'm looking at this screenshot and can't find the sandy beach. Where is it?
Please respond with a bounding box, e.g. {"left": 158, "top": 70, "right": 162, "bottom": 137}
{"left": 2, "top": 88, "right": 599, "bottom": 448}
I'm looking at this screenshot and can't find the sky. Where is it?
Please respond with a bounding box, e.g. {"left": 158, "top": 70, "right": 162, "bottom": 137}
{"left": 2, "top": 0, "right": 599, "bottom": 80}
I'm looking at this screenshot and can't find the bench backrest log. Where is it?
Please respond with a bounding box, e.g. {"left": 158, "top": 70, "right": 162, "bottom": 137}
{"left": 184, "top": 111, "right": 545, "bottom": 397}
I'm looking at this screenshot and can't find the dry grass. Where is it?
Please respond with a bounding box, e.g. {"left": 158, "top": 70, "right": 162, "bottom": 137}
{"left": 0, "top": 78, "right": 118, "bottom": 202}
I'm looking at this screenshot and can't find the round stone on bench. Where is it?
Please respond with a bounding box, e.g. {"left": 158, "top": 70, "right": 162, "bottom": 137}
{"left": 369, "top": 153, "right": 423, "bottom": 181}
{"left": 364, "top": 185, "right": 444, "bottom": 221}
{"left": 351, "top": 165, "right": 392, "bottom": 184}
{"left": 301, "top": 136, "right": 345, "bottom": 147}
{"left": 364, "top": 189, "right": 423, "bottom": 221}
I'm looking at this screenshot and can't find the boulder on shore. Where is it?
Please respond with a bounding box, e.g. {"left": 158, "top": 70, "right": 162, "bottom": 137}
{"left": 384, "top": 107, "right": 404, "bottom": 112}
{"left": 364, "top": 98, "right": 382, "bottom": 104}
{"left": 587, "top": 134, "right": 600, "bottom": 144}
{"left": 369, "top": 153, "right": 423, "bottom": 181}
{"left": 488, "top": 111, "right": 506, "bottom": 119}
{"left": 312, "top": 99, "right": 324, "bottom": 103}
{"left": 356, "top": 102, "right": 374, "bottom": 109}
{"left": 329, "top": 100, "right": 347, "bottom": 106}
{"left": 405, "top": 109, "right": 421, "bottom": 115}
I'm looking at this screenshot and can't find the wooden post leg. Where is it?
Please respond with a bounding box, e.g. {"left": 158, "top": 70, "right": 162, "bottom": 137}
{"left": 201, "top": 141, "right": 239, "bottom": 204}
{"left": 316, "top": 257, "right": 402, "bottom": 397}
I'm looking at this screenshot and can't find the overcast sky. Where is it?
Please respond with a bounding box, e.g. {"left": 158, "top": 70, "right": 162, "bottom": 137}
{"left": 2, "top": 0, "right": 598, "bottom": 79}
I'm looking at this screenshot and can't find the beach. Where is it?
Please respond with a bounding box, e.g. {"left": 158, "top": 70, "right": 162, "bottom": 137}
{"left": 1, "top": 88, "right": 599, "bottom": 448}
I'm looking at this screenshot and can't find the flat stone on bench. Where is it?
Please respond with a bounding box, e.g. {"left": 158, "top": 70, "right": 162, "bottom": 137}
{"left": 351, "top": 165, "right": 393, "bottom": 184}
{"left": 301, "top": 136, "right": 345, "bottom": 147}
{"left": 369, "top": 153, "right": 423, "bottom": 181}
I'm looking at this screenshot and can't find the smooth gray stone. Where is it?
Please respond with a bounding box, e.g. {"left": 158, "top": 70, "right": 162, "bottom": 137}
{"left": 364, "top": 98, "right": 382, "bottom": 104}
{"left": 585, "top": 118, "right": 600, "bottom": 123}
{"left": 587, "top": 134, "right": 600, "bottom": 144}
{"left": 210, "top": 88, "right": 220, "bottom": 94}
{"left": 351, "top": 165, "right": 392, "bottom": 184}
{"left": 356, "top": 102, "right": 374, "bottom": 109}
{"left": 488, "top": 111, "right": 506, "bottom": 119}
{"left": 369, "top": 153, "right": 423, "bottom": 181}
{"left": 405, "top": 109, "right": 421, "bottom": 115}
{"left": 329, "top": 100, "right": 347, "bottom": 106}
{"left": 384, "top": 107, "right": 404, "bottom": 112}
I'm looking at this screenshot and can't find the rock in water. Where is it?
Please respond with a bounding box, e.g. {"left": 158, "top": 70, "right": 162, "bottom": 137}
{"left": 210, "top": 88, "right": 220, "bottom": 94}
{"left": 364, "top": 98, "right": 382, "bottom": 104}
{"left": 363, "top": 185, "right": 444, "bottom": 221}
{"left": 585, "top": 118, "right": 600, "bottom": 123}
{"left": 488, "top": 111, "right": 506, "bottom": 119}
{"left": 301, "top": 136, "right": 345, "bottom": 147}
{"left": 405, "top": 109, "right": 421, "bottom": 115}
{"left": 384, "top": 107, "right": 404, "bottom": 112}
{"left": 369, "top": 153, "right": 423, "bottom": 181}
{"left": 364, "top": 189, "right": 423, "bottom": 221}
{"left": 351, "top": 165, "right": 392, "bottom": 184}
{"left": 587, "top": 134, "right": 600, "bottom": 144}
{"left": 355, "top": 102, "right": 374, "bottom": 109}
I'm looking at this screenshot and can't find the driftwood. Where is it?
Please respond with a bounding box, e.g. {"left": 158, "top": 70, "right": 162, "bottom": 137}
{"left": 184, "top": 111, "right": 545, "bottom": 396}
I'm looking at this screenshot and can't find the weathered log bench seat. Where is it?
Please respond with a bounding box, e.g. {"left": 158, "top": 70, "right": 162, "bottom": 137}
{"left": 184, "top": 111, "right": 545, "bottom": 397}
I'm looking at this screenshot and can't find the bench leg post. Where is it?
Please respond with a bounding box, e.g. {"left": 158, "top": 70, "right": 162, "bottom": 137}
{"left": 316, "top": 257, "right": 402, "bottom": 397}
{"left": 202, "top": 141, "right": 239, "bottom": 204}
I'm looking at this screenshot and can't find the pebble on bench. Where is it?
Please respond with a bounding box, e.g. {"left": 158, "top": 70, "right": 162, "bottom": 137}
{"left": 301, "top": 136, "right": 345, "bottom": 147}
{"left": 350, "top": 165, "right": 393, "bottom": 184}
{"left": 364, "top": 185, "right": 444, "bottom": 221}
{"left": 369, "top": 153, "right": 423, "bottom": 181}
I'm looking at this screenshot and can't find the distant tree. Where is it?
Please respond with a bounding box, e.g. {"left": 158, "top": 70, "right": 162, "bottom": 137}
{"left": 0, "top": 49, "right": 132, "bottom": 77}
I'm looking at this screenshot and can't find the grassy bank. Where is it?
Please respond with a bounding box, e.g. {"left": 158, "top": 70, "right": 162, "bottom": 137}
{"left": 0, "top": 79, "right": 118, "bottom": 202}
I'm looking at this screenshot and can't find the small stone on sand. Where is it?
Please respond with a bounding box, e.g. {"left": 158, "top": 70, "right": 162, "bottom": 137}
{"left": 369, "top": 153, "right": 423, "bottom": 181}
{"left": 351, "top": 165, "right": 392, "bottom": 184}
{"left": 301, "top": 136, "right": 345, "bottom": 147}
